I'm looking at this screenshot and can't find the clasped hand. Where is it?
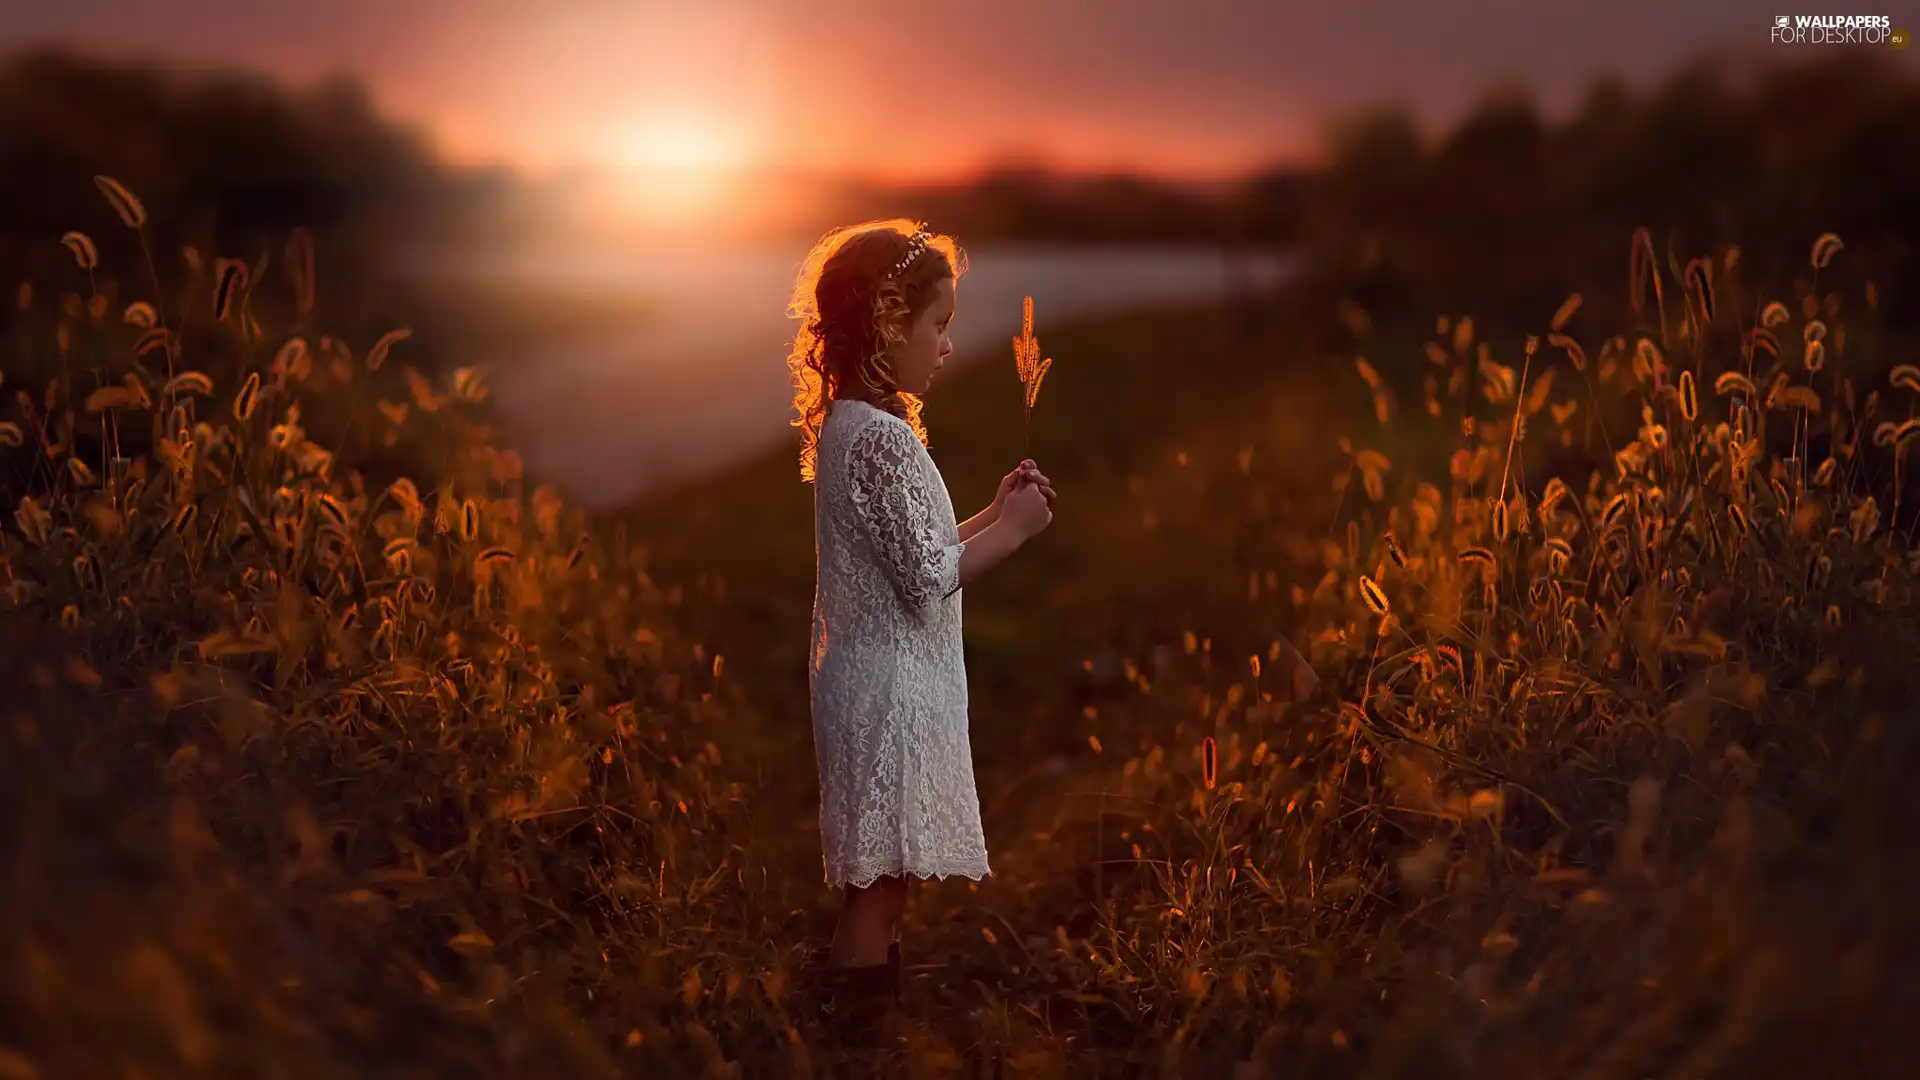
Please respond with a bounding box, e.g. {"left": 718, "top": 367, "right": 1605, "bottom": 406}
{"left": 994, "top": 459, "right": 1055, "bottom": 508}
{"left": 992, "top": 459, "right": 1056, "bottom": 537}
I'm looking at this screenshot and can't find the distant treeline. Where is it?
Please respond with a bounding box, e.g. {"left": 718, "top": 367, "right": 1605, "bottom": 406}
{"left": 821, "top": 164, "right": 1300, "bottom": 246}
{"left": 0, "top": 46, "right": 528, "bottom": 345}
{"left": 1299, "top": 49, "right": 1920, "bottom": 335}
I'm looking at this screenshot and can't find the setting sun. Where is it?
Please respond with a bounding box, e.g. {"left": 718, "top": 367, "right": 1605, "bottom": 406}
{"left": 606, "top": 114, "right": 752, "bottom": 172}
{"left": 594, "top": 113, "right": 759, "bottom": 229}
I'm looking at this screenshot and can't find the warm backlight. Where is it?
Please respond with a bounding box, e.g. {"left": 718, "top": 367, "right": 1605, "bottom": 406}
{"left": 599, "top": 113, "right": 756, "bottom": 227}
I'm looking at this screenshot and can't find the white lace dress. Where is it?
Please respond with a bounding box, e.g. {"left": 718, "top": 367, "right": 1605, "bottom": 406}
{"left": 808, "top": 397, "right": 992, "bottom": 890}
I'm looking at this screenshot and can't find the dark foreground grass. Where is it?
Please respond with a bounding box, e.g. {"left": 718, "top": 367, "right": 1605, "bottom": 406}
{"left": 2, "top": 183, "right": 1917, "bottom": 1078}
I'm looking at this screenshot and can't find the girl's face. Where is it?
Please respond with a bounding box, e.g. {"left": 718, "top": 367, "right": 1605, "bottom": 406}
{"left": 889, "top": 275, "right": 955, "bottom": 395}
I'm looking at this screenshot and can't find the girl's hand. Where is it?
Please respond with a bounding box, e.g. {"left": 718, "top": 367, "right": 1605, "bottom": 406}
{"left": 1022, "top": 462, "right": 1057, "bottom": 508}
{"left": 990, "top": 461, "right": 1029, "bottom": 515}
{"left": 1000, "top": 480, "right": 1053, "bottom": 540}
{"left": 992, "top": 460, "right": 1056, "bottom": 516}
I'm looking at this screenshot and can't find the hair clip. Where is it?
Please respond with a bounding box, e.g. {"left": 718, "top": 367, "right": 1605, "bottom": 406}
{"left": 884, "top": 224, "right": 933, "bottom": 280}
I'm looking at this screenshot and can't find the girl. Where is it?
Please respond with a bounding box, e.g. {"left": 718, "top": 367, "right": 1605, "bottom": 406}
{"left": 786, "top": 219, "right": 1056, "bottom": 1017}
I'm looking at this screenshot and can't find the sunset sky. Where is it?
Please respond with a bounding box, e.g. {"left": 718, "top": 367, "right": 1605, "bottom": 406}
{"left": 4, "top": 1, "right": 1781, "bottom": 175}
{"left": 1, "top": 1, "right": 1785, "bottom": 237}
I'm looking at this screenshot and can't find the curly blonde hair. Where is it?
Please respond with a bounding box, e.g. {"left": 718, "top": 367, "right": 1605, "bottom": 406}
{"left": 786, "top": 218, "right": 968, "bottom": 483}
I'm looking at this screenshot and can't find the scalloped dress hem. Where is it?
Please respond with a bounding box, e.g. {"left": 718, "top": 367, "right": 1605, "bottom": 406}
{"left": 827, "top": 859, "right": 994, "bottom": 891}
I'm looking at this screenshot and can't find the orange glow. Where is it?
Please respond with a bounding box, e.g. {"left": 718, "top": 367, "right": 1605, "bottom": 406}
{"left": 605, "top": 114, "right": 753, "bottom": 173}
{"left": 592, "top": 113, "right": 761, "bottom": 231}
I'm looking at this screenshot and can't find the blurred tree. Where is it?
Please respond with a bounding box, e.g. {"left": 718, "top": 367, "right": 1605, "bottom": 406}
{"left": 1302, "top": 50, "right": 1920, "bottom": 344}
{"left": 1237, "top": 165, "right": 1309, "bottom": 247}
{"left": 1306, "top": 102, "right": 1427, "bottom": 315}
{"left": 0, "top": 48, "right": 441, "bottom": 256}
{"left": 0, "top": 45, "right": 518, "bottom": 355}
{"left": 1424, "top": 80, "right": 1554, "bottom": 311}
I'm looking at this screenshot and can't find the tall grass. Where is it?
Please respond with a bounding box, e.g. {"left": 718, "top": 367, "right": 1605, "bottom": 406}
{"left": 2, "top": 179, "right": 768, "bottom": 1078}
{"left": 1, "top": 179, "right": 1914, "bottom": 1078}
{"left": 963, "top": 229, "right": 1920, "bottom": 1077}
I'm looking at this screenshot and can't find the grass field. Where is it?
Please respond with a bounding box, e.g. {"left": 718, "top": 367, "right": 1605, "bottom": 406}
{"left": 3, "top": 188, "right": 1918, "bottom": 1078}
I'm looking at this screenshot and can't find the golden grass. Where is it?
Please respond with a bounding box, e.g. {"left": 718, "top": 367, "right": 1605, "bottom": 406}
{"left": 2, "top": 178, "right": 1917, "bottom": 1078}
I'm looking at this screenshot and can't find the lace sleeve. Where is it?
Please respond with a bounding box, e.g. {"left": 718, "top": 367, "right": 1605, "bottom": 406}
{"left": 845, "top": 419, "right": 966, "bottom": 609}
